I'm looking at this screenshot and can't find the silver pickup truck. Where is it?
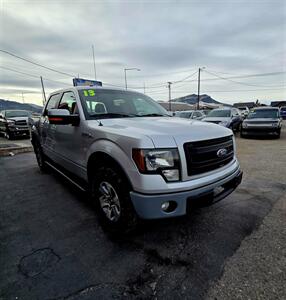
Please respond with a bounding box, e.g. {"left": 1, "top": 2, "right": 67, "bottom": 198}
{"left": 31, "top": 87, "right": 242, "bottom": 231}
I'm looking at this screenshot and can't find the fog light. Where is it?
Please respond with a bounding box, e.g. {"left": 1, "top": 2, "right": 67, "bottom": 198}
{"left": 162, "top": 169, "right": 179, "bottom": 181}
{"left": 161, "top": 201, "right": 177, "bottom": 213}
{"left": 161, "top": 202, "right": 170, "bottom": 211}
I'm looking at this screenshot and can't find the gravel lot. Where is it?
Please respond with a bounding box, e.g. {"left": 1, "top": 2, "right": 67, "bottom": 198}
{"left": 0, "top": 125, "right": 285, "bottom": 299}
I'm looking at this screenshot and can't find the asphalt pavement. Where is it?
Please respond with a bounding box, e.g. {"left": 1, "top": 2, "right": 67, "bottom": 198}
{"left": 0, "top": 129, "right": 286, "bottom": 299}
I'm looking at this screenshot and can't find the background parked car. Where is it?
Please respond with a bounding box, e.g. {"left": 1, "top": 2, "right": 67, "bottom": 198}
{"left": 280, "top": 106, "right": 286, "bottom": 120}
{"left": 237, "top": 106, "right": 250, "bottom": 118}
{"left": 0, "top": 110, "right": 31, "bottom": 139}
{"left": 241, "top": 107, "right": 282, "bottom": 138}
{"left": 176, "top": 110, "right": 205, "bottom": 120}
{"left": 202, "top": 108, "right": 243, "bottom": 131}
{"left": 201, "top": 109, "right": 211, "bottom": 116}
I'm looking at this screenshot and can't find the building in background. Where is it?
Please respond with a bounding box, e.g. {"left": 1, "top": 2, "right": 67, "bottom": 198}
{"left": 157, "top": 101, "right": 195, "bottom": 111}
{"left": 233, "top": 102, "right": 256, "bottom": 109}
{"left": 271, "top": 101, "right": 286, "bottom": 107}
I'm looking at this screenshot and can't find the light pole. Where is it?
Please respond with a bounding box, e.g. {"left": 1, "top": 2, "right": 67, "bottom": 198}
{"left": 197, "top": 67, "right": 205, "bottom": 110}
{"left": 92, "top": 45, "right": 97, "bottom": 80}
{"left": 168, "top": 82, "right": 172, "bottom": 111}
{"left": 124, "top": 68, "right": 140, "bottom": 89}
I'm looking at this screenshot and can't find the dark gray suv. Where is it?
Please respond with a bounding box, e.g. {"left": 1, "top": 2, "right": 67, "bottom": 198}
{"left": 0, "top": 110, "right": 30, "bottom": 139}
{"left": 241, "top": 107, "right": 282, "bottom": 138}
{"left": 202, "top": 108, "right": 243, "bottom": 132}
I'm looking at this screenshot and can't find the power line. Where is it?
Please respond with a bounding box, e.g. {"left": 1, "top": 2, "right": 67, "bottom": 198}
{"left": 200, "top": 70, "right": 286, "bottom": 88}
{"left": 124, "top": 67, "right": 197, "bottom": 78}
{"left": 0, "top": 49, "right": 75, "bottom": 77}
{"left": 203, "top": 87, "right": 286, "bottom": 93}
{"left": 148, "top": 87, "right": 286, "bottom": 95}
{"left": 171, "top": 71, "right": 286, "bottom": 84}
{"left": 0, "top": 65, "right": 71, "bottom": 86}
{"left": 173, "top": 70, "right": 199, "bottom": 84}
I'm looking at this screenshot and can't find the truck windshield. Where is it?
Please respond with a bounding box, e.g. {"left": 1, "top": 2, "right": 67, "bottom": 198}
{"left": 5, "top": 110, "right": 30, "bottom": 118}
{"left": 247, "top": 109, "right": 279, "bottom": 119}
{"left": 78, "top": 89, "right": 169, "bottom": 119}
{"left": 207, "top": 110, "right": 231, "bottom": 117}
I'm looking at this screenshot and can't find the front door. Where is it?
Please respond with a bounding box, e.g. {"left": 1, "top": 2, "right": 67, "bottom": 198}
{"left": 53, "top": 91, "right": 86, "bottom": 177}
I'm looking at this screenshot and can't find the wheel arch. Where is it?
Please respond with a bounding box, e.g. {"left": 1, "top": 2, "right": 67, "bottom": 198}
{"left": 87, "top": 151, "right": 134, "bottom": 189}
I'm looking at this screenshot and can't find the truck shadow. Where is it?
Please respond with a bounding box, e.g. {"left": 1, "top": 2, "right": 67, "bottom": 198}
{"left": 51, "top": 169, "right": 285, "bottom": 299}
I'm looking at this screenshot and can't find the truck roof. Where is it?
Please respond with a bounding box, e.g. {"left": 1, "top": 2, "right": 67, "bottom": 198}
{"left": 49, "top": 85, "right": 144, "bottom": 97}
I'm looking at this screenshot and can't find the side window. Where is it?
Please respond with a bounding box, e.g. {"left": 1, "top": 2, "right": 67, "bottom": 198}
{"left": 58, "top": 91, "right": 78, "bottom": 114}
{"left": 45, "top": 94, "right": 61, "bottom": 115}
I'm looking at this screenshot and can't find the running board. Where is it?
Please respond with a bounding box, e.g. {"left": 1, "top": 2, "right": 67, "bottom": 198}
{"left": 45, "top": 161, "right": 87, "bottom": 192}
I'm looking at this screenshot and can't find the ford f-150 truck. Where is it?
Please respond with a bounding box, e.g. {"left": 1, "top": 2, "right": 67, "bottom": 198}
{"left": 31, "top": 87, "right": 242, "bottom": 231}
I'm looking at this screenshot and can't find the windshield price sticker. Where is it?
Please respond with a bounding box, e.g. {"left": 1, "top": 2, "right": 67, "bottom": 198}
{"left": 83, "top": 90, "right": 96, "bottom": 97}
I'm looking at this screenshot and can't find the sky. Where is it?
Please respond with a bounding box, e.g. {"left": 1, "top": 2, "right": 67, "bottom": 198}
{"left": 0, "top": 0, "right": 285, "bottom": 106}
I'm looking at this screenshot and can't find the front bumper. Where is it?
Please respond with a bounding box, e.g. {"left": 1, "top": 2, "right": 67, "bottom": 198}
{"left": 8, "top": 127, "right": 30, "bottom": 137}
{"left": 241, "top": 127, "right": 280, "bottom": 136}
{"left": 130, "top": 167, "right": 242, "bottom": 219}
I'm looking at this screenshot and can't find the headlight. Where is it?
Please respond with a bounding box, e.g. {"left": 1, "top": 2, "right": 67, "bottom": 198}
{"left": 219, "top": 121, "right": 230, "bottom": 127}
{"left": 132, "top": 148, "right": 180, "bottom": 182}
{"left": 272, "top": 122, "right": 279, "bottom": 127}
{"left": 7, "top": 120, "right": 15, "bottom": 127}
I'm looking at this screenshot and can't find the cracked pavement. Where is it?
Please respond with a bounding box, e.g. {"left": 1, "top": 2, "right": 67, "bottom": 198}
{"left": 0, "top": 128, "right": 285, "bottom": 299}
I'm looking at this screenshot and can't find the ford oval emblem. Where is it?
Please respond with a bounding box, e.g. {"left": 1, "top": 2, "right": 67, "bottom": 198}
{"left": 217, "top": 148, "right": 227, "bottom": 157}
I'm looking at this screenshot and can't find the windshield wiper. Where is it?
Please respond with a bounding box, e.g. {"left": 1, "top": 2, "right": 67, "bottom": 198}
{"left": 89, "top": 113, "right": 137, "bottom": 119}
{"left": 137, "top": 113, "right": 170, "bottom": 117}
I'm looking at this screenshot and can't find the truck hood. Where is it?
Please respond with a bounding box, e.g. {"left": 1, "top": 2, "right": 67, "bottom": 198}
{"left": 88, "top": 117, "right": 232, "bottom": 148}
{"left": 7, "top": 116, "right": 29, "bottom": 122}
{"left": 203, "top": 117, "right": 230, "bottom": 123}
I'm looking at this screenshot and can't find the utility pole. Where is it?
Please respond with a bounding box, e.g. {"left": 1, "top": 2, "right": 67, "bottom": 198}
{"left": 197, "top": 68, "right": 201, "bottom": 110}
{"left": 92, "top": 45, "right": 97, "bottom": 80}
{"left": 197, "top": 67, "right": 205, "bottom": 110}
{"left": 40, "top": 76, "right": 47, "bottom": 105}
{"left": 143, "top": 82, "right": 146, "bottom": 94}
{"left": 124, "top": 69, "right": 127, "bottom": 90}
{"left": 168, "top": 82, "right": 172, "bottom": 112}
{"left": 21, "top": 92, "right": 25, "bottom": 103}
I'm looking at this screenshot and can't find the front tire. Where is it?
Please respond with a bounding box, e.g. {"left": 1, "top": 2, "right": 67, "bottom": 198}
{"left": 91, "top": 165, "right": 137, "bottom": 233}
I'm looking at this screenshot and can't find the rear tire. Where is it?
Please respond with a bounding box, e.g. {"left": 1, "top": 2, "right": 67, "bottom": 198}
{"left": 33, "top": 141, "right": 49, "bottom": 172}
{"left": 5, "top": 131, "right": 13, "bottom": 140}
{"left": 90, "top": 165, "right": 137, "bottom": 233}
{"left": 276, "top": 129, "right": 281, "bottom": 139}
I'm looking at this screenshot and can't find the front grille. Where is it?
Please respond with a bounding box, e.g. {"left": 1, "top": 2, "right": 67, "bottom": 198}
{"left": 184, "top": 136, "right": 234, "bottom": 176}
{"left": 246, "top": 120, "right": 274, "bottom": 124}
{"left": 15, "top": 120, "right": 27, "bottom": 126}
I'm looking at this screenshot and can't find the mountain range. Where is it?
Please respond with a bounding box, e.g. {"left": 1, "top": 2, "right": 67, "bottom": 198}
{"left": 0, "top": 99, "right": 43, "bottom": 113}
{"left": 172, "top": 94, "right": 231, "bottom": 106}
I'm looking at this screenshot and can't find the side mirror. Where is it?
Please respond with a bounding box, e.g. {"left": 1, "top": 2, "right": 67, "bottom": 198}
{"left": 48, "top": 109, "right": 80, "bottom": 126}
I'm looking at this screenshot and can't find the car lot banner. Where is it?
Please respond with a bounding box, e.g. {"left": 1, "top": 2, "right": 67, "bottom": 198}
{"left": 73, "top": 78, "right": 102, "bottom": 87}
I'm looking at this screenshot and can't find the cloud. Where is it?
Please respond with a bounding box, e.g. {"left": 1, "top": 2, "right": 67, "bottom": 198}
{"left": 0, "top": 0, "right": 285, "bottom": 103}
